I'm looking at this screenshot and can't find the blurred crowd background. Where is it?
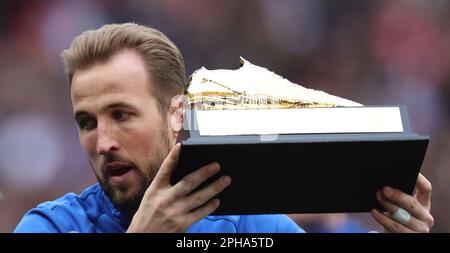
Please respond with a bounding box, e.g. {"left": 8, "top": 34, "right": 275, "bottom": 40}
{"left": 0, "top": 0, "right": 449, "bottom": 233}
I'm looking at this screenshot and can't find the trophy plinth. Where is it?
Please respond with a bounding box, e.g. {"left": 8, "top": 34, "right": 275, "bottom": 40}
{"left": 171, "top": 106, "right": 429, "bottom": 215}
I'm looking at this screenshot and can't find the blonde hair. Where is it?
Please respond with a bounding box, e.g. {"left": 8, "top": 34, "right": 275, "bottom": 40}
{"left": 61, "top": 23, "right": 186, "bottom": 114}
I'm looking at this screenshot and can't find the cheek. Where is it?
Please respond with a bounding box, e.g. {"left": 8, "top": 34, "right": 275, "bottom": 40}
{"left": 127, "top": 127, "right": 167, "bottom": 165}
{"left": 129, "top": 128, "right": 159, "bottom": 154}
{"left": 79, "top": 133, "right": 98, "bottom": 161}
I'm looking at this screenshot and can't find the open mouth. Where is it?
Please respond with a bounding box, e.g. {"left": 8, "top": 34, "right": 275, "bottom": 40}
{"left": 109, "top": 166, "right": 132, "bottom": 177}
{"left": 105, "top": 162, "right": 134, "bottom": 178}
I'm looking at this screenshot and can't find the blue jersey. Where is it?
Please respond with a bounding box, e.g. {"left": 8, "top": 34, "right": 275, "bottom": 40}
{"left": 14, "top": 184, "right": 304, "bottom": 233}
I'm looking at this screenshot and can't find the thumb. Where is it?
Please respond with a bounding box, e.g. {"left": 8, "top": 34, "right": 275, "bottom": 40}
{"left": 153, "top": 143, "right": 181, "bottom": 186}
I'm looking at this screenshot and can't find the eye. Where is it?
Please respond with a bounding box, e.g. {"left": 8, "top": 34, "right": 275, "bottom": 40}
{"left": 113, "top": 111, "right": 130, "bottom": 121}
{"left": 77, "top": 117, "right": 97, "bottom": 130}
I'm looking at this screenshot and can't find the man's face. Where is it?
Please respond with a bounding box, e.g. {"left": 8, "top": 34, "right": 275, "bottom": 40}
{"left": 71, "top": 49, "right": 172, "bottom": 215}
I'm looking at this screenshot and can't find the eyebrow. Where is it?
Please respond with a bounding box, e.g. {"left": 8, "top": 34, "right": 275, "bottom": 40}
{"left": 106, "top": 102, "right": 136, "bottom": 111}
{"left": 74, "top": 102, "right": 137, "bottom": 120}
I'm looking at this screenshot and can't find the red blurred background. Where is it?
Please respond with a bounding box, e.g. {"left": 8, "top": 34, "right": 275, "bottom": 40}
{"left": 0, "top": 0, "right": 449, "bottom": 232}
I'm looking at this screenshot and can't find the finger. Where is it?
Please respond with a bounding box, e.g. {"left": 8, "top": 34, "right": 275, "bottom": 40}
{"left": 376, "top": 191, "right": 430, "bottom": 232}
{"left": 153, "top": 143, "right": 181, "bottom": 185}
{"left": 381, "top": 186, "right": 431, "bottom": 223}
{"left": 185, "top": 198, "right": 221, "bottom": 226}
{"left": 171, "top": 162, "right": 221, "bottom": 198}
{"left": 179, "top": 175, "right": 231, "bottom": 213}
{"left": 371, "top": 209, "right": 414, "bottom": 233}
{"left": 415, "top": 173, "right": 432, "bottom": 210}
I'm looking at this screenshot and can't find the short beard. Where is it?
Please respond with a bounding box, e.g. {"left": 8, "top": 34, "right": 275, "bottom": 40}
{"left": 99, "top": 167, "right": 150, "bottom": 217}
{"left": 94, "top": 127, "right": 171, "bottom": 218}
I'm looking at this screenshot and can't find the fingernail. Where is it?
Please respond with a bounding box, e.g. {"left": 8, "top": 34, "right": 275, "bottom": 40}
{"left": 383, "top": 186, "right": 393, "bottom": 197}
{"left": 222, "top": 176, "right": 231, "bottom": 186}
{"left": 209, "top": 163, "right": 220, "bottom": 173}
{"left": 174, "top": 143, "right": 181, "bottom": 153}
{"left": 170, "top": 143, "right": 181, "bottom": 159}
{"left": 376, "top": 190, "right": 382, "bottom": 200}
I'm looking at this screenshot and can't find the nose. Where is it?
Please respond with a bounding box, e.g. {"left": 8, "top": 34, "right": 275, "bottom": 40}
{"left": 96, "top": 121, "right": 119, "bottom": 155}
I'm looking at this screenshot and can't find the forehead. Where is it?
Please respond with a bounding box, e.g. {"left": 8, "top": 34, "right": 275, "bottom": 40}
{"left": 71, "top": 50, "right": 153, "bottom": 109}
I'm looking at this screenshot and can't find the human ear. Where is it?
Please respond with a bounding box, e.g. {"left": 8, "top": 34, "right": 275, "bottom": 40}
{"left": 168, "top": 94, "right": 186, "bottom": 140}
